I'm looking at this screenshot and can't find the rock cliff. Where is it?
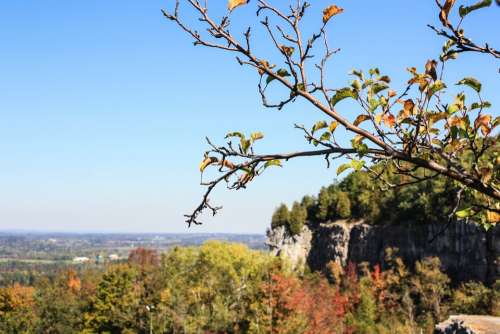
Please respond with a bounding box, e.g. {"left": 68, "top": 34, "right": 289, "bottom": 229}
{"left": 266, "top": 220, "right": 500, "bottom": 283}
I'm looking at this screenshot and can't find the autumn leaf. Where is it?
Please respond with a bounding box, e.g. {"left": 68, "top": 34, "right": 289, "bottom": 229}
{"left": 457, "top": 77, "right": 482, "bottom": 93}
{"left": 403, "top": 99, "right": 415, "bottom": 117}
{"left": 250, "top": 132, "right": 264, "bottom": 141}
{"left": 425, "top": 59, "right": 438, "bottom": 81}
{"left": 383, "top": 113, "right": 396, "bottom": 127}
{"left": 353, "top": 114, "right": 371, "bottom": 126}
{"left": 228, "top": 0, "right": 248, "bottom": 11}
{"left": 439, "top": 0, "right": 456, "bottom": 27}
{"left": 200, "top": 157, "right": 218, "bottom": 172}
{"left": 329, "top": 121, "right": 338, "bottom": 133}
{"left": 219, "top": 159, "right": 236, "bottom": 170}
{"left": 322, "top": 5, "right": 344, "bottom": 24}
{"left": 330, "top": 88, "right": 358, "bottom": 107}
{"left": 388, "top": 90, "right": 397, "bottom": 98}
{"left": 375, "top": 113, "right": 383, "bottom": 125}
{"left": 474, "top": 114, "right": 491, "bottom": 135}
{"left": 280, "top": 45, "right": 295, "bottom": 56}
{"left": 312, "top": 120, "right": 328, "bottom": 134}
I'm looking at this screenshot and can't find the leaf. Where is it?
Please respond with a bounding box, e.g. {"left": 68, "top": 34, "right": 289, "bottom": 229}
{"left": 403, "top": 99, "right": 415, "bottom": 117}
{"left": 322, "top": 4, "right": 344, "bottom": 24}
{"left": 375, "top": 113, "right": 383, "bottom": 125}
{"left": 351, "top": 80, "right": 362, "bottom": 91}
{"left": 428, "top": 80, "right": 446, "bottom": 96}
{"left": 350, "top": 159, "right": 365, "bottom": 171}
{"left": 474, "top": 114, "right": 492, "bottom": 135}
{"left": 264, "top": 160, "right": 282, "bottom": 168}
{"left": 329, "top": 121, "right": 338, "bottom": 133}
{"left": 228, "top": 0, "right": 248, "bottom": 11}
{"left": 312, "top": 120, "right": 328, "bottom": 134}
{"left": 428, "top": 112, "right": 448, "bottom": 124}
{"left": 459, "top": 0, "right": 492, "bottom": 17}
{"left": 225, "top": 131, "right": 245, "bottom": 139}
{"left": 350, "top": 69, "right": 364, "bottom": 81}
{"left": 330, "top": 88, "right": 358, "bottom": 107}
{"left": 219, "top": 159, "right": 236, "bottom": 170}
{"left": 241, "top": 139, "right": 251, "bottom": 153}
{"left": 457, "top": 77, "right": 482, "bottom": 93}
{"left": 425, "top": 59, "right": 438, "bottom": 81}
{"left": 336, "top": 163, "right": 351, "bottom": 175}
{"left": 320, "top": 131, "right": 331, "bottom": 141}
{"left": 371, "top": 82, "right": 389, "bottom": 95}
{"left": 470, "top": 101, "right": 491, "bottom": 110}
{"left": 250, "top": 132, "right": 264, "bottom": 141}
{"left": 456, "top": 207, "right": 476, "bottom": 218}
{"left": 280, "top": 45, "right": 295, "bottom": 56}
{"left": 353, "top": 114, "right": 371, "bottom": 126}
{"left": 199, "top": 157, "right": 218, "bottom": 172}
{"left": 266, "top": 68, "right": 290, "bottom": 84}
{"left": 351, "top": 134, "right": 364, "bottom": 146}
{"left": 439, "top": 0, "right": 456, "bottom": 27}
{"left": 382, "top": 113, "right": 396, "bottom": 128}
{"left": 388, "top": 90, "right": 397, "bottom": 98}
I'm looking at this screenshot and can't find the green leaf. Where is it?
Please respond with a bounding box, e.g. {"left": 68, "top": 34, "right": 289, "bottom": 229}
{"left": 470, "top": 101, "right": 491, "bottom": 110}
{"left": 264, "top": 160, "right": 282, "bottom": 168}
{"left": 369, "top": 68, "right": 380, "bottom": 76}
{"left": 311, "top": 120, "right": 328, "bottom": 134}
{"left": 336, "top": 163, "right": 351, "bottom": 175}
{"left": 428, "top": 80, "right": 447, "bottom": 96}
{"left": 241, "top": 139, "right": 251, "bottom": 153}
{"left": 371, "top": 82, "right": 389, "bottom": 95}
{"left": 330, "top": 88, "right": 358, "bottom": 107}
{"left": 266, "top": 68, "right": 290, "bottom": 84}
{"left": 350, "top": 159, "right": 365, "bottom": 171}
{"left": 459, "top": 0, "right": 492, "bottom": 17}
{"left": 456, "top": 207, "right": 476, "bottom": 218}
{"left": 250, "top": 132, "right": 264, "bottom": 141}
{"left": 350, "top": 69, "right": 364, "bottom": 81}
{"left": 225, "top": 131, "right": 245, "bottom": 139}
{"left": 457, "top": 77, "right": 482, "bottom": 93}
{"left": 319, "top": 131, "right": 331, "bottom": 141}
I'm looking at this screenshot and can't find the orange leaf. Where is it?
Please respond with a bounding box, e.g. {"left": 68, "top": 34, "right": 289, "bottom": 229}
{"left": 439, "top": 0, "right": 456, "bottom": 28}
{"left": 322, "top": 5, "right": 344, "bottom": 24}
{"left": 403, "top": 99, "right": 415, "bottom": 117}
{"left": 353, "top": 114, "right": 370, "bottom": 127}
{"left": 383, "top": 113, "right": 396, "bottom": 128}
{"left": 474, "top": 114, "right": 492, "bottom": 136}
{"left": 228, "top": 0, "right": 248, "bottom": 11}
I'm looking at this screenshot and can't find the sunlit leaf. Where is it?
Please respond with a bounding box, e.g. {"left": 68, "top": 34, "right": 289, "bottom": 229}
{"left": 439, "top": 0, "right": 456, "bottom": 27}
{"left": 250, "top": 132, "right": 264, "bottom": 141}
{"left": 336, "top": 163, "right": 351, "bottom": 175}
{"left": 330, "top": 88, "right": 358, "bottom": 107}
{"left": 459, "top": 0, "right": 492, "bottom": 17}
{"left": 312, "top": 120, "right": 328, "bottom": 134}
{"left": 457, "top": 77, "right": 482, "bottom": 93}
{"left": 428, "top": 80, "right": 446, "bottom": 96}
{"left": 264, "top": 160, "right": 282, "bottom": 168}
{"left": 403, "top": 99, "right": 415, "bottom": 117}
{"left": 372, "top": 82, "right": 389, "bottom": 95}
{"left": 329, "top": 121, "right": 338, "bottom": 133}
{"left": 228, "top": 0, "right": 249, "bottom": 11}
{"left": 320, "top": 131, "right": 331, "bottom": 141}
{"left": 350, "top": 159, "right": 365, "bottom": 171}
{"left": 322, "top": 4, "right": 344, "bottom": 24}
{"left": 474, "top": 114, "right": 492, "bottom": 135}
{"left": 353, "top": 114, "right": 371, "bottom": 126}
{"left": 280, "top": 45, "right": 295, "bottom": 56}
{"left": 383, "top": 113, "right": 396, "bottom": 128}
{"left": 456, "top": 207, "right": 476, "bottom": 218}
{"left": 225, "top": 131, "right": 245, "bottom": 139}
{"left": 199, "top": 157, "right": 218, "bottom": 172}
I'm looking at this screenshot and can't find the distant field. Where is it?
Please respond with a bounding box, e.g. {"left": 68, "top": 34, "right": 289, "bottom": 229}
{"left": 0, "top": 258, "right": 71, "bottom": 264}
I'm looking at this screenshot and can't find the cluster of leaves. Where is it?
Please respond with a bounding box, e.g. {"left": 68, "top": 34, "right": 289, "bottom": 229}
{"left": 1, "top": 243, "right": 498, "bottom": 333}
{"left": 163, "top": 0, "right": 499, "bottom": 226}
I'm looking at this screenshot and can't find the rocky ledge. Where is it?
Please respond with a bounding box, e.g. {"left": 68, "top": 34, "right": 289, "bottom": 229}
{"left": 267, "top": 220, "right": 499, "bottom": 283}
{"left": 435, "top": 315, "right": 500, "bottom": 334}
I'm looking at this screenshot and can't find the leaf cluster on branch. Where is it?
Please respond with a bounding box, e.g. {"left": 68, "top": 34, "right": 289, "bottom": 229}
{"left": 162, "top": 0, "right": 499, "bottom": 226}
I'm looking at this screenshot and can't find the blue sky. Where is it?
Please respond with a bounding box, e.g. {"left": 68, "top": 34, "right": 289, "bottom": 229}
{"left": 0, "top": 1, "right": 498, "bottom": 233}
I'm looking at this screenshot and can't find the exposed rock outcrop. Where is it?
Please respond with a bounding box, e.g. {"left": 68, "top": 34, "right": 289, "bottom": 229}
{"left": 266, "top": 220, "right": 500, "bottom": 283}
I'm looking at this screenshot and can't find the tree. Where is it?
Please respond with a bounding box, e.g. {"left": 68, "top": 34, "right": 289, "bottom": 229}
{"left": 271, "top": 204, "right": 290, "bottom": 229}
{"left": 288, "top": 201, "right": 307, "bottom": 235}
{"left": 163, "top": 0, "right": 499, "bottom": 227}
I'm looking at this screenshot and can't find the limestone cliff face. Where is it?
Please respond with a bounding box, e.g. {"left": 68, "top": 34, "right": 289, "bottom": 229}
{"left": 267, "top": 220, "right": 500, "bottom": 283}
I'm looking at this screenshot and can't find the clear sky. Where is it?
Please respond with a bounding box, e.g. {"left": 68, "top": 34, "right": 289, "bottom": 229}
{"left": 0, "top": 1, "right": 498, "bottom": 233}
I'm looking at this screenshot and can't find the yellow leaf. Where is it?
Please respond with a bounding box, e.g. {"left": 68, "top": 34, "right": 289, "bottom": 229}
{"left": 329, "top": 121, "right": 338, "bottom": 133}
{"left": 228, "top": 0, "right": 248, "bottom": 12}
{"left": 199, "top": 157, "right": 218, "bottom": 172}
{"left": 322, "top": 5, "right": 343, "bottom": 24}
{"left": 375, "top": 113, "right": 383, "bottom": 125}
{"left": 353, "top": 114, "right": 370, "bottom": 127}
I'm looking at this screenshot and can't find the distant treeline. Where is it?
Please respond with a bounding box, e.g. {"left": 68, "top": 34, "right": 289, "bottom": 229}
{"left": 0, "top": 242, "right": 498, "bottom": 334}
